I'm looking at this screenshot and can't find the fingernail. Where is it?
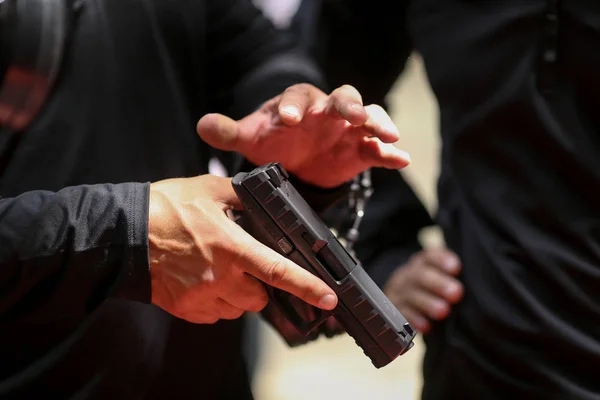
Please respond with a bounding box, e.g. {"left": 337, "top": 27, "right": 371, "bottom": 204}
{"left": 351, "top": 103, "right": 364, "bottom": 113}
{"left": 281, "top": 106, "right": 300, "bottom": 119}
{"left": 319, "top": 293, "right": 337, "bottom": 310}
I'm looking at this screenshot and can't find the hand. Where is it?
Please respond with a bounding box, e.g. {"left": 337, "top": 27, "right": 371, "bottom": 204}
{"left": 196, "top": 84, "right": 411, "bottom": 189}
{"left": 383, "top": 249, "right": 464, "bottom": 334}
{"left": 147, "top": 175, "right": 338, "bottom": 324}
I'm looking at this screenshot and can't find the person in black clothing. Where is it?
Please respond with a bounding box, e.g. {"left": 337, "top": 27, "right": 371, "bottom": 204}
{"left": 0, "top": 0, "right": 411, "bottom": 398}
{"left": 241, "top": 1, "right": 438, "bottom": 382}
{"left": 287, "top": 0, "right": 462, "bottom": 335}
{"left": 291, "top": 0, "right": 600, "bottom": 399}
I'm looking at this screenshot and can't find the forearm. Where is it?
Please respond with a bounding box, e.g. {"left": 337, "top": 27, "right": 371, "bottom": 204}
{"left": 0, "top": 183, "right": 150, "bottom": 323}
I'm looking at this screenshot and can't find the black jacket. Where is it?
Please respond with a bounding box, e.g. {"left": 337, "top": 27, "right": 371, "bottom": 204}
{"left": 291, "top": 0, "right": 433, "bottom": 285}
{"left": 0, "top": 1, "right": 342, "bottom": 398}
{"left": 298, "top": 0, "right": 600, "bottom": 399}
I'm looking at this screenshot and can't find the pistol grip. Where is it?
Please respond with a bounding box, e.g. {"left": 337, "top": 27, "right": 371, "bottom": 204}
{"left": 262, "top": 288, "right": 333, "bottom": 346}
{"left": 235, "top": 214, "right": 334, "bottom": 345}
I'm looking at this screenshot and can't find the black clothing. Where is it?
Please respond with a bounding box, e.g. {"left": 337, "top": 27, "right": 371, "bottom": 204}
{"left": 291, "top": 0, "right": 412, "bottom": 110}
{"left": 0, "top": 1, "right": 336, "bottom": 398}
{"left": 320, "top": 168, "right": 432, "bottom": 288}
{"left": 291, "top": 0, "right": 433, "bottom": 285}
{"left": 350, "top": 169, "right": 430, "bottom": 288}
{"left": 305, "top": 0, "right": 600, "bottom": 399}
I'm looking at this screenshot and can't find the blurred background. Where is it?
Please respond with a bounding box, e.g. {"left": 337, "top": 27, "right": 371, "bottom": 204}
{"left": 247, "top": 53, "right": 443, "bottom": 400}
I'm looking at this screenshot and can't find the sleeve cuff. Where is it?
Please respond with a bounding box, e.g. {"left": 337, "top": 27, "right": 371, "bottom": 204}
{"left": 110, "top": 182, "right": 152, "bottom": 305}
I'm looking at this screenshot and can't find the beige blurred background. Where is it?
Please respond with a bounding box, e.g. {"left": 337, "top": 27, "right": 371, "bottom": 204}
{"left": 249, "top": 54, "right": 443, "bottom": 400}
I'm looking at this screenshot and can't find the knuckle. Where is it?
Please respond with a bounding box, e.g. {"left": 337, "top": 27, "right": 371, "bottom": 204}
{"left": 285, "top": 83, "right": 309, "bottom": 96}
{"left": 427, "top": 248, "right": 446, "bottom": 261}
{"left": 419, "top": 265, "right": 438, "bottom": 281}
{"left": 282, "top": 86, "right": 296, "bottom": 97}
{"left": 264, "top": 260, "right": 288, "bottom": 286}
{"left": 367, "top": 104, "right": 385, "bottom": 113}
{"left": 390, "top": 266, "right": 411, "bottom": 286}
{"left": 408, "top": 253, "right": 423, "bottom": 265}
{"left": 340, "top": 84, "right": 355, "bottom": 92}
{"left": 392, "top": 297, "right": 409, "bottom": 311}
{"left": 298, "top": 285, "right": 315, "bottom": 306}
{"left": 297, "top": 83, "right": 312, "bottom": 93}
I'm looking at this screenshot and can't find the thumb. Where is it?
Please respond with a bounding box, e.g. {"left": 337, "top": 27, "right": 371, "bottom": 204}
{"left": 197, "top": 113, "right": 241, "bottom": 152}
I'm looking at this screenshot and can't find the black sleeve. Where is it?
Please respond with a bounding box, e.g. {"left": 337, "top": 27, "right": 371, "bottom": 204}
{"left": 292, "top": 0, "right": 413, "bottom": 108}
{"left": 231, "top": 157, "right": 351, "bottom": 214}
{"left": 0, "top": 183, "right": 150, "bottom": 323}
{"left": 204, "top": 0, "right": 349, "bottom": 213}
{"left": 205, "top": 0, "right": 328, "bottom": 120}
{"left": 290, "top": 0, "right": 425, "bottom": 287}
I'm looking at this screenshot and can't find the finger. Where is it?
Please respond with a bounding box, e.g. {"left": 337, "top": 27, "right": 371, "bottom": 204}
{"left": 214, "top": 298, "right": 246, "bottom": 320}
{"left": 359, "top": 138, "right": 411, "bottom": 169}
{"left": 411, "top": 290, "right": 451, "bottom": 321}
{"left": 326, "top": 85, "right": 368, "bottom": 126}
{"left": 196, "top": 113, "right": 240, "bottom": 152}
{"left": 185, "top": 312, "right": 220, "bottom": 325}
{"left": 200, "top": 176, "right": 243, "bottom": 211}
{"left": 324, "top": 317, "right": 345, "bottom": 335}
{"left": 221, "top": 273, "right": 269, "bottom": 313}
{"left": 401, "top": 306, "right": 432, "bottom": 334}
{"left": 423, "top": 249, "right": 462, "bottom": 275}
{"left": 415, "top": 265, "right": 464, "bottom": 304}
{"left": 361, "top": 104, "right": 401, "bottom": 143}
{"left": 278, "top": 84, "right": 320, "bottom": 126}
{"left": 235, "top": 235, "right": 338, "bottom": 311}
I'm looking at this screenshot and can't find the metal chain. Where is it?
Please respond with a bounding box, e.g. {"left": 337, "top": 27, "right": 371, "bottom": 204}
{"left": 332, "top": 169, "right": 374, "bottom": 255}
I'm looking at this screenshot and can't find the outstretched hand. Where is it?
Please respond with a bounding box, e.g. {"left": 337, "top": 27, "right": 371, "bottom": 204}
{"left": 197, "top": 84, "right": 411, "bottom": 188}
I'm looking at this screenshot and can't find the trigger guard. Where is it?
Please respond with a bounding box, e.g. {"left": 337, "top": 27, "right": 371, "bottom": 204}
{"left": 270, "top": 287, "right": 334, "bottom": 335}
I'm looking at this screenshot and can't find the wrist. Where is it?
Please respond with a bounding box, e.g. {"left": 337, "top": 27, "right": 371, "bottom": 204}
{"left": 147, "top": 185, "right": 174, "bottom": 309}
{"left": 288, "top": 173, "right": 352, "bottom": 214}
{"left": 287, "top": 172, "right": 351, "bottom": 193}
{"left": 106, "top": 182, "right": 153, "bottom": 305}
{"left": 147, "top": 184, "right": 170, "bottom": 272}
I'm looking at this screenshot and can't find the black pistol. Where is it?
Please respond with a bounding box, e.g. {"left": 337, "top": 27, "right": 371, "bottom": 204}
{"left": 231, "top": 162, "right": 416, "bottom": 369}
